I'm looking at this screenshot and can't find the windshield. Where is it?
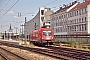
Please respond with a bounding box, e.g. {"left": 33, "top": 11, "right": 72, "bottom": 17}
{"left": 43, "top": 30, "right": 52, "bottom": 36}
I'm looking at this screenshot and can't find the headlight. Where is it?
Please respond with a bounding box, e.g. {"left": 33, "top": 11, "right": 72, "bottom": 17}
{"left": 52, "top": 37, "right": 53, "bottom": 39}
{"left": 42, "top": 37, "right": 43, "bottom": 39}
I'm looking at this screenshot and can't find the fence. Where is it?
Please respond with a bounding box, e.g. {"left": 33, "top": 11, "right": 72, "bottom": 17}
{"left": 54, "top": 34, "right": 90, "bottom": 43}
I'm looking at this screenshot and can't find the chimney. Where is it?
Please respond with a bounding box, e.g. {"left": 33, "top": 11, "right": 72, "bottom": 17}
{"left": 76, "top": 0, "right": 78, "bottom": 2}
{"left": 72, "top": 2, "right": 74, "bottom": 5}
{"left": 60, "top": 7, "right": 62, "bottom": 10}
{"left": 66, "top": 4, "right": 68, "bottom": 7}
{"left": 25, "top": 17, "right": 26, "bottom": 23}
{"left": 73, "top": 0, "right": 78, "bottom": 4}
{"left": 63, "top": 4, "right": 67, "bottom": 8}
{"left": 59, "top": 5, "right": 62, "bottom": 8}
{"left": 83, "top": 0, "right": 85, "bottom": 2}
{"left": 69, "top": 3, "right": 72, "bottom": 6}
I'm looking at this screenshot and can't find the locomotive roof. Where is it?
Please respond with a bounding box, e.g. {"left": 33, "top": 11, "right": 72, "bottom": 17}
{"left": 31, "top": 28, "right": 52, "bottom": 32}
{"left": 40, "top": 27, "right": 52, "bottom": 29}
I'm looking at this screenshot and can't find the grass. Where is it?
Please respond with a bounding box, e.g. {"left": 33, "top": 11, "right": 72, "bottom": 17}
{"left": 54, "top": 40, "right": 61, "bottom": 43}
{"left": 54, "top": 40, "right": 69, "bottom": 43}
{"left": 55, "top": 39, "right": 90, "bottom": 49}
{"left": 0, "top": 56, "right": 4, "bottom": 60}
{"left": 69, "top": 40, "right": 76, "bottom": 48}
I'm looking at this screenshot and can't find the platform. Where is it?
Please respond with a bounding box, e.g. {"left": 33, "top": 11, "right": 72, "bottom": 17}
{"left": 0, "top": 39, "right": 24, "bottom": 45}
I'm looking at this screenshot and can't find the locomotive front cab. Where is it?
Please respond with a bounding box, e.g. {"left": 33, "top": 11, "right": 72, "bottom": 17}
{"left": 43, "top": 30, "right": 52, "bottom": 36}
{"left": 42, "top": 30, "right": 53, "bottom": 40}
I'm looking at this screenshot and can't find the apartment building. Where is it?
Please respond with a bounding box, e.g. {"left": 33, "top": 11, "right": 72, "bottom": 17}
{"left": 50, "top": 0, "right": 90, "bottom": 35}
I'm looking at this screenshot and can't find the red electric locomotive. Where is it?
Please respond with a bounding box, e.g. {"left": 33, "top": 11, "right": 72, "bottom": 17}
{"left": 30, "top": 27, "right": 54, "bottom": 45}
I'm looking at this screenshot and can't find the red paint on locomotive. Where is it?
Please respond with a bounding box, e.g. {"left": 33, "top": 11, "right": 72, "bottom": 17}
{"left": 30, "top": 28, "right": 54, "bottom": 42}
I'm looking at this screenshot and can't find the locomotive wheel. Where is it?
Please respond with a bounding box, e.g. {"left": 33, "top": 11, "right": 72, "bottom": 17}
{"left": 40, "top": 40, "right": 44, "bottom": 46}
{"left": 49, "top": 42, "right": 53, "bottom": 45}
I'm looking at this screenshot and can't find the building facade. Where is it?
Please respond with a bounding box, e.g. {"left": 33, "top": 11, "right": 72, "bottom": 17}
{"left": 50, "top": 0, "right": 90, "bottom": 35}
{"left": 24, "top": 7, "right": 53, "bottom": 36}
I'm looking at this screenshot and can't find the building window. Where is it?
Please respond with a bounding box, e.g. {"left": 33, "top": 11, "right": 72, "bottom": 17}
{"left": 81, "top": 9, "right": 83, "bottom": 14}
{"left": 85, "top": 17, "right": 87, "bottom": 22}
{"left": 79, "top": 18, "right": 81, "bottom": 23}
{"left": 75, "top": 19, "right": 76, "bottom": 24}
{"left": 41, "top": 17, "right": 44, "bottom": 22}
{"left": 82, "top": 25, "right": 84, "bottom": 31}
{"left": 49, "top": 22, "right": 50, "bottom": 24}
{"left": 85, "top": 8, "right": 87, "bottom": 13}
{"left": 79, "top": 10, "right": 81, "bottom": 15}
{"left": 70, "top": 12, "right": 72, "bottom": 17}
{"left": 61, "top": 28, "right": 62, "bottom": 32}
{"left": 56, "top": 16, "right": 58, "bottom": 20}
{"left": 77, "top": 11, "right": 78, "bottom": 15}
{"left": 82, "top": 18, "right": 83, "bottom": 22}
{"left": 56, "top": 28, "right": 58, "bottom": 33}
{"left": 79, "top": 25, "right": 81, "bottom": 31}
{"left": 59, "top": 16, "right": 61, "bottom": 19}
{"left": 77, "top": 19, "right": 78, "bottom": 23}
{"left": 64, "top": 14, "right": 65, "bottom": 18}
{"left": 83, "top": 8, "right": 86, "bottom": 14}
{"left": 82, "top": 9, "right": 84, "bottom": 14}
{"left": 85, "top": 24, "right": 87, "bottom": 31}
{"left": 62, "top": 15, "right": 63, "bottom": 19}
{"left": 56, "top": 23, "right": 57, "bottom": 26}
{"left": 75, "top": 26, "right": 76, "bottom": 31}
{"left": 68, "top": 13, "right": 69, "bottom": 18}
{"left": 75, "top": 11, "right": 76, "bottom": 16}
{"left": 41, "top": 10, "right": 44, "bottom": 15}
{"left": 72, "top": 12, "right": 73, "bottom": 17}
{"left": 58, "top": 28, "right": 59, "bottom": 32}
{"left": 70, "top": 26, "right": 71, "bottom": 31}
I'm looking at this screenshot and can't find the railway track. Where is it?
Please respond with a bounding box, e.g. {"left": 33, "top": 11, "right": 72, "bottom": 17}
{"left": 0, "top": 41, "right": 90, "bottom": 60}
{"left": 44, "top": 46, "right": 90, "bottom": 60}
{"left": 0, "top": 46, "right": 27, "bottom": 60}
{"left": 0, "top": 52, "right": 8, "bottom": 60}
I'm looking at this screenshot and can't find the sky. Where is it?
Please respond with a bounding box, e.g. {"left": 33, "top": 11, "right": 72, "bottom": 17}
{"left": 0, "top": 0, "right": 83, "bottom": 33}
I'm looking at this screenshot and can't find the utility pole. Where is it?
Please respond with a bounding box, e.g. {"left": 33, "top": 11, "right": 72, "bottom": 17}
{"left": 25, "top": 17, "right": 26, "bottom": 23}
{"left": 14, "top": 27, "right": 18, "bottom": 40}
{"left": 24, "top": 17, "right": 27, "bottom": 44}
{"left": 20, "top": 24, "right": 25, "bottom": 36}
{"left": 20, "top": 17, "right": 27, "bottom": 44}
{"left": 20, "top": 17, "right": 26, "bottom": 35}
{"left": 4, "top": 31, "right": 6, "bottom": 40}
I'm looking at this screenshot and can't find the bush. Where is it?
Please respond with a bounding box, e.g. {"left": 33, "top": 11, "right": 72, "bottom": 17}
{"left": 54, "top": 40, "right": 61, "bottom": 43}
{"left": 69, "top": 40, "right": 76, "bottom": 48}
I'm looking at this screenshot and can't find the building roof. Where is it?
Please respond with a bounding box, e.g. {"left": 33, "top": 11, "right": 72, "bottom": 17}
{"left": 53, "top": 1, "right": 78, "bottom": 14}
{"left": 70, "top": 0, "right": 90, "bottom": 11}
{"left": 52, "top": 0, "right": 90, "bottom": 14}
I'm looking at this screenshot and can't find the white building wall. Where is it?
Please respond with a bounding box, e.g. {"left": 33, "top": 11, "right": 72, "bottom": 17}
{"left": 87, "top": 4, "right": 90, "bottom": 34}
{"left": 40, "top": 7, "right": 45, "bottom": 27}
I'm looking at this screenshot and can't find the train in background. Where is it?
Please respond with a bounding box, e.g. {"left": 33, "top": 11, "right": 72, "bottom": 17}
{"left": 30, "top": 27, "right": 54, "bottom": 46}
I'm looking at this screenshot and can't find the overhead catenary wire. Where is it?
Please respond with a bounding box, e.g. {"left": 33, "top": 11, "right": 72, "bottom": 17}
{"left": 44, "top": 0, "right": 57, "bottom": 7}
{"left": 0, "top": 0, "right": 58, "bottom": 17}
{"left": 0, "top": 0, "right": 10, "bottom": 13}
{"left": 0, "top": 0, "right": 19, "bottom": 19}
{"left": 0, "top": 0, "right": 59, "bottom": 24}
{"left": 22, "top": 0, "right": 58, "bottom": 16}
{"left": 0, "top": 0, "right": 59, "bottom": 32}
